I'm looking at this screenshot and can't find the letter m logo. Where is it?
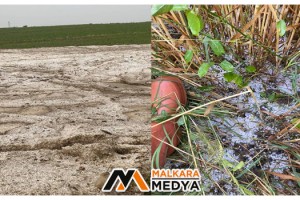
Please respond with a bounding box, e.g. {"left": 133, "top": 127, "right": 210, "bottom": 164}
{"left": 102, "top": 168, "right": 150, "bottom": 192}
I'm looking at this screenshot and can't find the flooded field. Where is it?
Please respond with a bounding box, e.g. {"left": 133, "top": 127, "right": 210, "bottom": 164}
{"left": 0, "top": 45, "right": 150, "bottom": 195}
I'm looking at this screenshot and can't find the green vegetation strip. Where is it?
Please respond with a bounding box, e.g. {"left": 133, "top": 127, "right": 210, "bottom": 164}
{"left": 0, "top": 22, "right": 151, "bottom": 49}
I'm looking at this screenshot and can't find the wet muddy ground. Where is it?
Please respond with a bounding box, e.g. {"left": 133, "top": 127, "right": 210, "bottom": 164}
{"left": 205, "top": 67, "right": 299, "bottom": 194}
{"left": 0, "top": 45, "right": 151, "bottom": 195}
{"left": 165, "top": 64, "right": 300, "bottom": 195}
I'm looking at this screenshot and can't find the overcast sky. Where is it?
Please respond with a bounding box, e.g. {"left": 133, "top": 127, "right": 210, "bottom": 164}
{"left": 0, "top": 5, "right": 150, "bottom": 28}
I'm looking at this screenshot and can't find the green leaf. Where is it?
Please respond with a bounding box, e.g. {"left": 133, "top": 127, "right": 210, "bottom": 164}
{"left": 209, "top": 39, "right": 225, "bottom": 56}
{"left": 291, "top": 118, "right": 300, "bottom": 129}
{"left": 224, "top": 72, "right": 246, "bottom": 87}
{"left": 151, "top": 5, "right": 173, "bottom": 16}
{"left": 233, "top": 161, "right": 245, "bottom": 172}
{"left": 224, "top": 72, "right": 236, "bottom": 82}
{"left": 198, "top": 15, "right": 204, "bottom": 33}
{"left": 271, "top": 143, "right": 290, "bottom": 150}
{"left": 276, "top": 20, "right": 286, "bottom": 37}
{"left": 151, "top": 110, "right": 170, "bottom": 123}
{"left": 220, "top": 60, "right": 234, "bottom": 72}
{"left": 203, "top": 36, "right": 210, "bottom": 62}
{"left": 260, "top": 92, "right": 267, "bottom": 98}
{"left": 186, "top": 10, "right": 201, "bottom": 36}
{"left": 234, "top": 75, "right": 244, "bottom": 87}
{"left": 268, "top": 92, "right": 277, "bottom": 102}
{"left": 151, "top": 68, "right": 169, "bottom": 76}
{"left": 246, "top": 65, "right": 256, "bottom": 73}
{"left": 152, "top": 140, "right": 164, "bottom": 168}
{"left": 198, "top": 85, "right": 215, "bottom": 92}
{"left": 189, "top": 132, "right": 198, "bottom": 141}
{"left": 240, "top": 185, "right": 254, "bottom": 195}
{"left": 222, "top": 159, "right": 234, "bottom": 168}
{"left": 184, "top": 50, "right": 193, "bottom": 64}
{"left": 202, "top": 36, "right": 210, "bottom": 46}
{"left": 232, "top": 175, "right": 240, "bottom": 186}
{"left": 238, "top": 81, "right": 249, "bottom": 88}
{"left": 177, "top": 116, "right": 185, "bottom": 126}
{"left": 198, "top": 62, "right": 214, "bottom": 78}
{"left": 237, "top": 157, "right": 262, "bottom": 179}
{"left": 151, "top": 107, "right": 157, "bottom": 115}
{"left": 233, "top": 74, "right": 247, "bottom": 88}
{"left": 292, "top": 152, "right": 300, "bottom": 160}
{"left": 292, "top": 167, "right": 300, "bottom": 187}
{"left": 170, "top": 5, "right": 189, "bottom": 11}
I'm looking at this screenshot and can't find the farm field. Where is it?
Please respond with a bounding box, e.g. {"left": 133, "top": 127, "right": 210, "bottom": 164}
{"left": 0, "top": 45, "right": 151, "bottom": 194}
{"left": 0, "top": 22, "right": 150, "bottom": 49}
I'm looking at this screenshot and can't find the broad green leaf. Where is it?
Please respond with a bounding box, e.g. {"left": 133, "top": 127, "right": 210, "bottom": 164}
{"left": 246, "top": 65, "right": 256, "bottom": 73}
{"left": 233, "top": 161, "right": 245, "bottom": 172}
{"left": 198, "top": 15, "right": 204, "bottom": 33}
{"left": 224, "top": 72, "right": 246, "bottom": 87}
{"left": 276, "top": 20, "right": 286, "bottom": 37}
{"left": 220, "top": 60, "right": 234, "bottom": 72}
{"left": 209, "top": 39, "right": 225, "bottom": 56}
{"left": 170, "top": 5, "right": 189, "bottom": 11}
{"left": 151, "top": 5, "right": 173, "bottom": 16}
{"left": 240, "top": 185, "right": 254, "bottom": 195}
{"left": 186, "top": 10, "right": 201, "bottom": 36}
{"left": 234, "top": 75, "right": 244, "bottom": 87}
{"left": 238, "top": 81, "right": 249, "bottom": 88}
{"left": 224, "top": 72, "right": 236, "bottom": 82}
{"left": 184, "top": 50, "right": 193, "bottom": 64}
{"left": 198, "top": 62, "right": 214, "bottom": 78}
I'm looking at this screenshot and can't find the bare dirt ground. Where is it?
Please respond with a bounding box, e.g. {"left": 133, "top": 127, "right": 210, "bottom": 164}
{"left": 0, "top": 45, "right": 151, "bottom": 195}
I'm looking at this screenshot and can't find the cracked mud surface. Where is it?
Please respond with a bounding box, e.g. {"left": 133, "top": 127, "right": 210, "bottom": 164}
{"left": 0, "top": 45, "right": 151, "bottom": 195}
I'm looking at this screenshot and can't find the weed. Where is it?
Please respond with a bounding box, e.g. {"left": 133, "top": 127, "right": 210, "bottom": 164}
{"left": 151, "top": 4, "right": 300, "bottom": 195}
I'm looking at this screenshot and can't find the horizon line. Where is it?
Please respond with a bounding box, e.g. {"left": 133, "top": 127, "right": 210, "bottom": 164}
{"left": 0, "top": 21, "right": 151, "bottom": 29}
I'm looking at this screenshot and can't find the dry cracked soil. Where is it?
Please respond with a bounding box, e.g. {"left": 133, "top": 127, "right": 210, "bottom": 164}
{"left": 0, "top": 45, "right": 151, "bottom": 195}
